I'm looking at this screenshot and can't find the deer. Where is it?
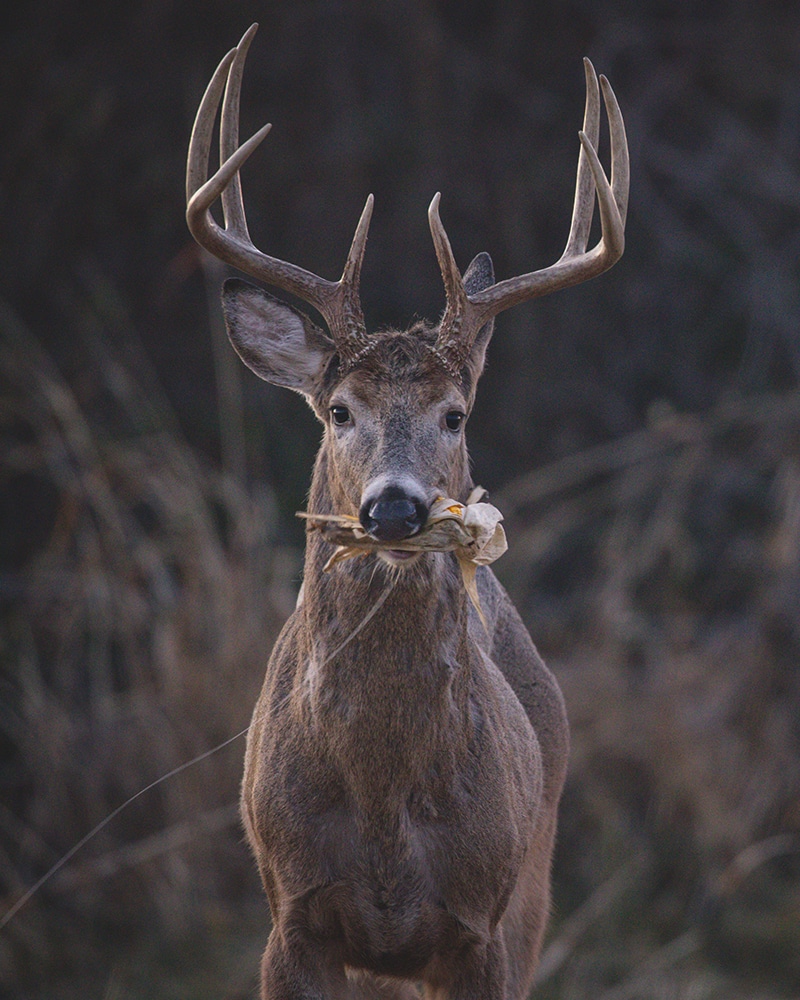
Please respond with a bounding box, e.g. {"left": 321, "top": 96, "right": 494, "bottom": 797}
{"left": 186, "top": 23, "right": 627, "bottom": 1000}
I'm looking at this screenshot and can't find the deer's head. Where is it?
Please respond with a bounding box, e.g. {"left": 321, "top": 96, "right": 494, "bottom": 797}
{"left": 186, "top": 24, "right": 628, "bottom": 560}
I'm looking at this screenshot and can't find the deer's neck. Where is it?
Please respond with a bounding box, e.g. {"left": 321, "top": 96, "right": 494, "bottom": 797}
{"left": 297, "top": 450, "right": 477, "bottom": 811}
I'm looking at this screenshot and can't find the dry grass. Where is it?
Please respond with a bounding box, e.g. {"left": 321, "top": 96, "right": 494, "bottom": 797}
{"left": 0, "top": 298, "right": 295, "bottom": 995}
{"left": 496, "top": 394, "right": 800, "bottom": 997}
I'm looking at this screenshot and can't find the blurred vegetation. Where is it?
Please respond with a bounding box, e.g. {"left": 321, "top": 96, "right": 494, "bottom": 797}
{"left": 1, "top": 0, "right": 799, "bottom": 997}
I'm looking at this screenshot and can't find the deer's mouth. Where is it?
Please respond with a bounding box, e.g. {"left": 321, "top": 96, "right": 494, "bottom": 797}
{"left": 378, "top": 549, "right": 423, "bottom": 568}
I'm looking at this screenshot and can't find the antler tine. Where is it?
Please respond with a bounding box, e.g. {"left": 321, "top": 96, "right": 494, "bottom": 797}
{"left": 600, "top": 73, "right": 630, "bottom": 227}
{"left": 186, "top": 45, "right": 236, "bottom": 206}
{"left": 341, "top": 194, "right": 374, "bottom": 288}
{"left": 562, "top": 58, "right": 601, "bottom": 258}
{"left": 186, "top": 25, "right": 373, "bottom": 364}
{"left": 329, "top": 193, "right": 375, "bottom": 366}
{"left": 428, "top": 192, "right": 469, "bottom": 337}
{"left": 432, "top": 59, "right": 629, "bottom": 376}
{"left": 219, "top": 23, "right": 258, "bottom": 241}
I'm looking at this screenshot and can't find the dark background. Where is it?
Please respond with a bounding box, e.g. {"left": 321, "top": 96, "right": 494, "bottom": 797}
{"left": 1, "top": 1, "right": 799, "bottom": 997}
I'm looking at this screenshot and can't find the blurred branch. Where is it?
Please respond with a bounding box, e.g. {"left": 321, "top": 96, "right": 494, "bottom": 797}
{"left": 50, "top": 804, "right": 240, "bottom": 893}
{"left": 596, "top": 930, "right": 702, "bottom": 1000}
{"left": 713, "top": 834, "right": 800, "bottom": 902}
{"left": 534, "top": 850, "right": 650, "bottom": 986}
{"left": 496, "top": 412, "right": 701, "bottom": 517}
{"left": 499, "top": 392, "right": 800, "bottom": 520}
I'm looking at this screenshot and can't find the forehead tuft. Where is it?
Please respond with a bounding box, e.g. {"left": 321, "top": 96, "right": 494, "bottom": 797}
{"left": 361, "top": 326, "right": 440, "bottom": 379}
{"left": 325, "top": 323, "right": 467, "bottom": 392}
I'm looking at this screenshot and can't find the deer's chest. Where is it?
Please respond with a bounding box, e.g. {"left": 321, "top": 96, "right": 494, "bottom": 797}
{"left": 254, "top": 777, "right": 519, "bottom": 977}
{"left": 244, "top": 684, "right": 534, "bottom": 957}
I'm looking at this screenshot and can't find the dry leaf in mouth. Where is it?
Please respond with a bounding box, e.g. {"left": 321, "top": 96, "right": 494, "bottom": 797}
{"left": 297, "top": 488, "right": 507, "bottom": 626}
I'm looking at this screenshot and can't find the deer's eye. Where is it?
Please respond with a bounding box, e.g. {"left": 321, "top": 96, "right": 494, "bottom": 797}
{"left": 445, "top": 410, "right": 465, "bottom": 432}
{"left": 330, "top": 405, "right": 351, "bottom": 426}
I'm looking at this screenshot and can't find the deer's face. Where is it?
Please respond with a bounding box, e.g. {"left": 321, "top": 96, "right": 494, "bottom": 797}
{"left": 221, "top": 281, "right": 480, "bottom": 566}
{"left": 324, "top": 342, "right": 471, "bottom": 560}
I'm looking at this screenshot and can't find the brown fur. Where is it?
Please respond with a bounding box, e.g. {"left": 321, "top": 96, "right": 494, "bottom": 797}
{"left": 223, "top": 279, "right": 570, "bottom": 999}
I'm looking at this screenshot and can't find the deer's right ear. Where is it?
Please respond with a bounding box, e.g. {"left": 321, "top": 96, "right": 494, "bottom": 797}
{"left": 461, "top": 252, "right": 496, "bottom": 378}
{"left": 221, "top": 278, "right": 335, "bottom": 395}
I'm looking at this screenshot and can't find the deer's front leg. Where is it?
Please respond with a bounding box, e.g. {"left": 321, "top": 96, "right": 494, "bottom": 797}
{"left": 425, "top": 932, "right": 508, "bottom": 1000}
{"left": 260, "top": 928, "right": 348, "bottom": 1000}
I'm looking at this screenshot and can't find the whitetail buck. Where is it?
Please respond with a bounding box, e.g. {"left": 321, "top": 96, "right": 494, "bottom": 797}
{"left": 187, "top": 23, "right": 627, "bottom": 999}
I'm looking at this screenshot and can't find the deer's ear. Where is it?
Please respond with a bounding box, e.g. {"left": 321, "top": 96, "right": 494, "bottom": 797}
{"left": 221, "top": 278, "right": 334, "bottom": 394}
{"left": 462, "top": 252, "right": 496, "bottom": 376}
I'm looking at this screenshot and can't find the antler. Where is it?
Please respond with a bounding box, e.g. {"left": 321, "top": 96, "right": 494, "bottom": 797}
{"left": 429, "top": 58, "right": 629, "bottom": 378}
{"left": 186, "top": 23, "right": 374, "bottom": 366}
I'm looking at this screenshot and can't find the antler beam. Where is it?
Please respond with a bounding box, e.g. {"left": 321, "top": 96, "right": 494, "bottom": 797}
{"left": 430, "top": 58, "right": 629, "bottom": 376}
{"left": 186, "top": 23, "right": 374, "bottom": 365}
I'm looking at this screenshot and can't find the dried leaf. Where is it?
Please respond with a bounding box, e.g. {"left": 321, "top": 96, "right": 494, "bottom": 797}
{"left": 297, "top": 489, "right": 507, "bottom": 624}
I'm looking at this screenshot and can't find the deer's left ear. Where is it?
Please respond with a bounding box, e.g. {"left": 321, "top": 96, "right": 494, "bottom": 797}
{"left": 462, "top": 252, "right": 496, "bottom": 377}
{"left": 221, "top": 278, "right": 335, "bottom": 396}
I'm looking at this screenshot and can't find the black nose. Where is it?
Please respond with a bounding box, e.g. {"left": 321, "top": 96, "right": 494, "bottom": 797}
{"left": 359, "top": 490, "right": 429, "bottom": 542}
